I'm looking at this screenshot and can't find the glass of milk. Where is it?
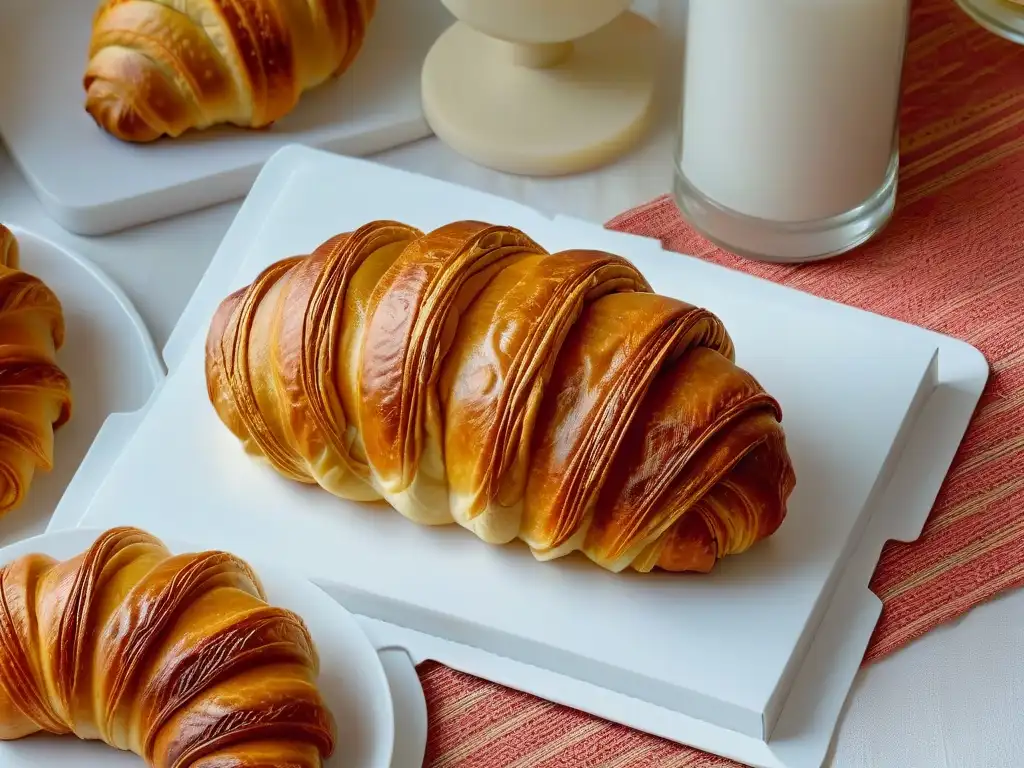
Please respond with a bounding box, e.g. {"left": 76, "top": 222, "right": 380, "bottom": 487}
{"left": 955, "top": 0, "right": 1024, "bottom": 44}
{"left": 674, "top": 0, "right": 912, "bottom": 263}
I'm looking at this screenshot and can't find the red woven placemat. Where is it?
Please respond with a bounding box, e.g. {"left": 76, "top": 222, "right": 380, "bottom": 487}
{"left": 418, "top": 1, "right": 1024, "bottom": 765}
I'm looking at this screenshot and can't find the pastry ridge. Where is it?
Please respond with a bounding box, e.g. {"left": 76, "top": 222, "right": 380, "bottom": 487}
{"left": 84, "top": 0, "right": 378, "bottom": 142}
{"left": 205, "top": 219, "right": 797, "bottom": 573}
{"left": 0, "top": 225, "right": 72, "bottom": 518}
{"left": 0, "top": 527, "right": 336, "bottom": 767}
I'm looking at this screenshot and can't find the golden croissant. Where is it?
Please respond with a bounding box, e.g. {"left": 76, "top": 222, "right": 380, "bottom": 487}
{"left": 84, "top": 0, "right": 377, "bottom": 142}
{"left": 0, "top": 225, "right": 72, "bottom": 518}
{"left": 206, "top": 220, "right": 796, "bottom": 574}
{"left": 0, "top": 527, "right": 336, "bottom": 767}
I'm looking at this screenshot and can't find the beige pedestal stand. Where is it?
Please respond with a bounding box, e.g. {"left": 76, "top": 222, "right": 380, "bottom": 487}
{"left": 422, "top": 0, "right": 660, "bottom": 176}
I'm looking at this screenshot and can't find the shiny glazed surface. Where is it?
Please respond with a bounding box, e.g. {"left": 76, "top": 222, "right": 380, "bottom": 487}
{"left": 0, "top": 527, "right": 336, "bottom": 767}
{"left": 0, "top": 225, "right": 71, "bottom": 518}
{"left": 84, "top": 0, "right": 377, "bottom": 142}
{"left": 206, "top": 219, "right": 796, "bottom": 573}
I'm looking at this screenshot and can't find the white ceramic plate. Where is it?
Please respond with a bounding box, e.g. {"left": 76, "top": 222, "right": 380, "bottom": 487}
{"left": 0, "top": 527, "right": 396, "bottom": 768}
{"left": 0, "top": 226, "right": 163, "bottom": 548}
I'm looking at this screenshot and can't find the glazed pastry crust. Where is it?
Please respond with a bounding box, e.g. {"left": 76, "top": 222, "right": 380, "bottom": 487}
{"left": 0, "top": 225, "right": 71, "bottom": 517}
{"left": 206, "top": 220, "right": 797, "bottom": 573}
{"left": 84, "top": 0, "right": 377, "bottom": 142}
{"left": 0, "top": 527, "right": 336, "bottom": 767}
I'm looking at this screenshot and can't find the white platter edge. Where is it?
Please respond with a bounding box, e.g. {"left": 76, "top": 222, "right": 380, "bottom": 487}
{"left": 12, "top": 118, "right": 434, "bottom": 238}
{"left": 0, "top": 526, "right": 421, "bottom": 768}
{"left": 58, "top": 145, "right": 988, "bottom": 768}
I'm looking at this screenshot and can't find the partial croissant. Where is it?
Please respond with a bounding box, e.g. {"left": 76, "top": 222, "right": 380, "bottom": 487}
{"left": 206, "top": 220, "right": 796, "bottom": 573}
{"left": 0, "top": 225, "right": 72, "bottom": 517}
{"left": 0, "top": 527, "right": 336, "bottom": 767}
{"left": 84, "top": 0, "right": 377, "bottom": 142}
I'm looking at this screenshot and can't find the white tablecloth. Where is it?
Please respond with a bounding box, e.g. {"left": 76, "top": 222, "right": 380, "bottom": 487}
{"left": 0, "top": 12, "right": 1021, "bottom": 762}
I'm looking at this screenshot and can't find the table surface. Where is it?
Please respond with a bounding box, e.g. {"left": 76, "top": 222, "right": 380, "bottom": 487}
{"left": 1, "top": 12, "right": 1022, "bottom": 764}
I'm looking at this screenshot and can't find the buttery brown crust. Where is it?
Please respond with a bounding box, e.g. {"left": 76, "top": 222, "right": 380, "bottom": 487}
{"left": 0, "top": 527, "right": 336, "bottom": 767}
{"left": 205, "top": 220, "right": 797, "bottom": 573}
{"left": 84, "top": 0, "right": 377, "bottom": 143}
{"left": 358, "top": 221, "right": 547, "bottom": 522}
{"left": 440, "top": 249, "right": 651, "bottom": 543}
{"left": 0, "top": 227, "right": 19, "bottom": 270}
{"left": 0, "top": 225, "right": 72, "bottom": 518}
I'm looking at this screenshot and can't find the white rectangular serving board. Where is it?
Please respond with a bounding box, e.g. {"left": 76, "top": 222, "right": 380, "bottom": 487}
{"left": 63, "top": 146, "right": 988, "bottom": 768}
{"left": 0, "top": 0, "right": 452, "bottom": 236}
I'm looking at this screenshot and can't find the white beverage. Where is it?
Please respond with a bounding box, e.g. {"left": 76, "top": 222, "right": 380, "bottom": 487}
{"left": 679, "top": 0, "right": 910, "bottom": 224}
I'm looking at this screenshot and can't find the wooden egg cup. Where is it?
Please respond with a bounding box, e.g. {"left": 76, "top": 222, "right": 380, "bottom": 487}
{"left": 421, "top": 0, "right": 660, "bottom": 176}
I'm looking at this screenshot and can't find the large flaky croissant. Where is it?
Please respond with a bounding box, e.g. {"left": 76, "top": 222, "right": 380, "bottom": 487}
{"left": 0, "top": 225, "right": 72, "bottom": 517}
{"left": 84, "top": 0, "right": 377, "bottom": 142}
{"left": 0, "top": 527, "right": 336, "bottom": 767}
{"left": 206, "top": 220, "right": 796, "bottom": 574}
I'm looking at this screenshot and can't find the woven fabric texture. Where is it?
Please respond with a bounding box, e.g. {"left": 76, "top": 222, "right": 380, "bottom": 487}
{"left": 419, "top": 1, "right": 1024, "bottom": 765}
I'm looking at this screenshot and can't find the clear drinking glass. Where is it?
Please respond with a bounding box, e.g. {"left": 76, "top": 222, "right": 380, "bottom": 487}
{"left": 673, "top": 0, "right": 912, "bottom": 263}
{"left": 955, "top": 0, "right": 1024, "bottom": 44}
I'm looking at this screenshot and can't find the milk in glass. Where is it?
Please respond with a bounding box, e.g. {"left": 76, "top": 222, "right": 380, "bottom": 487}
{"left": 675, "top": 0, "right": 911, "bottom": 260}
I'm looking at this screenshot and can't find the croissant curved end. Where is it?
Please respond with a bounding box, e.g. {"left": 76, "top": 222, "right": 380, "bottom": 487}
{"left": 83, "top": 71, "right": 170, "bottom": 144}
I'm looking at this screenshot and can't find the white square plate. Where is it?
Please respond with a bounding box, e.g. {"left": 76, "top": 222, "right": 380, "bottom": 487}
{"left": 0, "top": 0, "right": 452, "bottom": 235}
{"left": 66, "top": 146, "right": 987, "bottom": 768}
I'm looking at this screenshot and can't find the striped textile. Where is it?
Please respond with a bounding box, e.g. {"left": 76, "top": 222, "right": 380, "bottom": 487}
{"left": 419, "top": 1, "right": 1024, "bottom": 765}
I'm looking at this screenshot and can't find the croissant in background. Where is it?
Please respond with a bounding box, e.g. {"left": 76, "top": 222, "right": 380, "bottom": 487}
{"left": 0, "top": 225, "right": 71, "bottom": 517}
{"left": 84, "top": 0, "right": 378, "bottom": 142}
{"left": 0, "top": 527, "right": 336, "bottom": 767}
{"left": 206, "top": 220, "right": 796, "bottom": 574}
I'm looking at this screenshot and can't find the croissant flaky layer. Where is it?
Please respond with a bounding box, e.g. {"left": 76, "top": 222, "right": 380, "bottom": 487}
{"left": 206, "top": 220, "right": 796, "bottom": 573}
{"left": 0, "top": 225, "right": 72, "bottom": 518}
{"left": 0, "top": 527, "right": 336, "bottom": 768}
{"left": 84, "top": 0, "right": 377, "bottom": 142}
